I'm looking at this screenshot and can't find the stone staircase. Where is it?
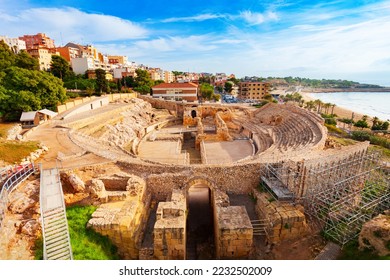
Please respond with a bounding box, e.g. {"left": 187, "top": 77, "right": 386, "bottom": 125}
{"left": 40, "top": 167, "right": 73, "bottom": 260}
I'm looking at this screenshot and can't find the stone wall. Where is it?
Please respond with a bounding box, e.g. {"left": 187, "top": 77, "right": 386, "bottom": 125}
{"left": 134, "top": 162, "right": 261, "bottom": 201}
{"left": 153, "top": 189, "right": 186, "bottom": 260}
{"left": 57, "top": 93, "right": 136, "bottom": 114}
{"left": 138, "top": 95, "right": 186, "bottom": 117}
{"left": 254, "top": 190, "right": 308, "bottom": 244}
{"left": 213, "top": 190, "right": 253, "bottom": 259}
{"left": 87, "top": 175, "right": 151, "bottom": 259}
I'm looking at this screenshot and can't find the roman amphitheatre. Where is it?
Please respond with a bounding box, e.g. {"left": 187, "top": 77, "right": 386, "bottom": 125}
{"left": 0, "top": 94, "right": 389, "bottom": 260}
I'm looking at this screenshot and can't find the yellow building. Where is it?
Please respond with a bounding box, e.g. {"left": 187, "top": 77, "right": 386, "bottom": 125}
{"left": 238, "top": 81, "right": 271, "bottom": 100}
{"left": 27, "top": 47, "right": 55, "bottom": 71}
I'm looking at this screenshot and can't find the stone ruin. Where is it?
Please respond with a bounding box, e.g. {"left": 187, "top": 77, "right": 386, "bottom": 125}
{"left": 152, "top": 186, "right": 253, "bottom": 260}
{"left": 41, "top": 96, "right": 388, "bottom": 259}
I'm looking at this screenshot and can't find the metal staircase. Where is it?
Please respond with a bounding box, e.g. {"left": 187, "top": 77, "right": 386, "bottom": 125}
{"left": 40, "top": 166, "right": 73, "bottom": 260}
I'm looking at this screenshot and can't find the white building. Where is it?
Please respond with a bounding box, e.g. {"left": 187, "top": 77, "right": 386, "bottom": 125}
{"left": 113, "top": 67, "right": 137, "bottom": 79}
{"left": 0, "top": 35, "right": 27, "bottom": 53}
{"left": 71, "top": 57, "right": 95, "bottom": 74}
{"left": 70, "top": 57, "right": 111, "bottom": 74}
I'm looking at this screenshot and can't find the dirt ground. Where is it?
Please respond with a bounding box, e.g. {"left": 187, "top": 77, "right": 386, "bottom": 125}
{"left": 25, "top": 122, "right": 111, "bottom": 169}
{"left": 0, "top": 176, "right": 41, "bottom": 260}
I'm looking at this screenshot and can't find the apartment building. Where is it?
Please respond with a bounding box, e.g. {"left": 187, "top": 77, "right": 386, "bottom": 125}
{"left": 27, "top": 47, "right": 57, "bottom": 71}
{"left": 108, "top": 55, "right": 128, "bottom": 66}
{"left": 238, "top": 81, "right": 271, "bottom": 100}
{"left": 19, "top": 33, "right": 55, "bottom": 50}
{"left": 113, "top": 67, "right": 137, "bottom": 79}
{"left": 152, "top": 82, "right": 198, "bottom": 102}
{"left": 57, "top": 45, "right": 81, "bottom": 62}
{"left": 0, "top": 35, "right": 26, "bottom": 53}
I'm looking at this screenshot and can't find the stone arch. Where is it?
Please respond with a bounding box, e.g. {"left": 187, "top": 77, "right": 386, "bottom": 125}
{"left": 191, "top": 109, "right": 197, "bottom": 118}
{"left": 184, "top": 176, "right": 216, "bottom": 191}
{"left": 185, "top": 176, "right": 216, "bottom": 259}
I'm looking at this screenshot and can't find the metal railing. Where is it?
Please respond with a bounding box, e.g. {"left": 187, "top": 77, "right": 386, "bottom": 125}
{"left": 0, "top": 163, "right": 35, "bottom": 229}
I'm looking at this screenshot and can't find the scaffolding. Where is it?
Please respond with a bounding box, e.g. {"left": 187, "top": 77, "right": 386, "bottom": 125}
{"left": 259, "top": 161, "right": 300, "bottom": 201}
{"left": 304, "top": 161, "right": 389, "bottom": 245}
{"left": 260, "top": 150, "right": 390, "bottom": 246}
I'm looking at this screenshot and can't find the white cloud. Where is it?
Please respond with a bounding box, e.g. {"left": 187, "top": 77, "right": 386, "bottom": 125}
{"left": 238, "top": 10, "right": 279, "bottom": 25}
{"left": 161, "top": 13, "right": 222, "bottom": 23}
{"left": 0, "top": 7, "right": 148, "bottom": 44}
{"left": 134, "top": 35, "right": 217, "bottom": 53}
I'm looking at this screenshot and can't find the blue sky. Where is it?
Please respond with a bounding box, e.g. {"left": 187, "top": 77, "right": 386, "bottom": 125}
{"left": 1, "top": 0, "right": 390, "bottom": 85}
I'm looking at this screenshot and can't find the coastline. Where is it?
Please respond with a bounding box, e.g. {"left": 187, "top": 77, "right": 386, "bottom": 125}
{"left": 299, "top": 91, "right": 368, "bottom": 123}
{"left": 301, "top": 87, "right": 390, "bottom": 93}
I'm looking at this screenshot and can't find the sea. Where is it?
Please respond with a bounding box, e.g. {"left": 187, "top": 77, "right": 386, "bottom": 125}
{"left": 307, "top": 92, "right": 390, "bottom": 121}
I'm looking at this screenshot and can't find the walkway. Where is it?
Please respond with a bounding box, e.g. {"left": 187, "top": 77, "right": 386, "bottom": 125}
{"left": 40, "top": 167, "right": 73, "bottom": 260}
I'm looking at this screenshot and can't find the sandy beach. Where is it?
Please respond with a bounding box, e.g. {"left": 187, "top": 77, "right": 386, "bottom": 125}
{"left": 299, "top": 91, "right": 367, "bottom": 122}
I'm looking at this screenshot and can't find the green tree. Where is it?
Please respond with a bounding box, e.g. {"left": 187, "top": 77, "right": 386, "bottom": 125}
{"left": 228, "top": 77, "right": 240, "bottom": 85}
{"left": 133, "top": 69, "right": 153, "bottom": 94}
{"left": 95, "top": 68, "right": 108, "bottom": 94}
{"left": 135, "top": 69, "right": 153, "bottom": 87}
{"left": 123, "top": 76, "right": 136, "bottom": 88}
{"left": 224, "top": 81, "right": 233, "bottom": 93}
{"left": 134, "top": 84, "right": 151, "bottom": 95}
{"left": 330, "top": 103, "right": 336, "bottom": 115}
{"left": 314, "top": 99, "right": 323, "bottom": 113}
{"left": 305, "top": 100, "right": 316, "bottom": 111}
{"left": 50, "top": 55, "right": 72, "bottom": 80}
{"left": 1, "top": 66, "right": 66, "bottom": 120}
{"left": 216, "top": 85, "right": 223, "bottom": 93}
{"left": 200, "top": 83, "right": 214, "bottom": 100}
{"left": 153, "top": 80, "right": 165, "bottom": 86}
{"left": 354, "top": 117, "right": 369, "bottom": 130}
{"left": 0, "top": 40, "right": 15, "bottom": 71}
{"left": 14, "top": 50, "right": 39, "bottom": 70}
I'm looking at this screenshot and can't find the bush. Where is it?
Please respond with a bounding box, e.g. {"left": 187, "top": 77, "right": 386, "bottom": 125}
{"left": 351, "top": 131, "right": 390, "bottom": 149}
{"left": 351, "top": 131, "right": 371, "bottom": 141}
{"left": 325, "top": 124, "right": 346, "bottom": 135}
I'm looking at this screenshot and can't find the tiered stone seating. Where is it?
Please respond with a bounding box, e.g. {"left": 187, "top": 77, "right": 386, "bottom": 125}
{"left": 235, "top": 103, "right": 326, "bottom": 158}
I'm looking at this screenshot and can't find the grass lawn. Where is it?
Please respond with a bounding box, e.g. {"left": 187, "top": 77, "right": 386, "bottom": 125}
{"left": 0, "top": 140, "right": 39, "bottom": 164}
{"left": 35, "top": 205, "right": 119, "bottom": 260}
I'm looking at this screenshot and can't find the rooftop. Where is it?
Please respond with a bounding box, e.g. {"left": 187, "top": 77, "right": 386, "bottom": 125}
{"left": 152, "top": 82, "right": 198, "bottom": 89}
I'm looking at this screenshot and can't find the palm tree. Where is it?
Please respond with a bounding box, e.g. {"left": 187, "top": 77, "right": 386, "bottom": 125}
{"left": 314, "top": 99, "right": 323, "bottom": 113}
{"left": 372, "top": 116, "right": 379, "bottom": 127}
{"left": 330, "top": 103, "right": 336, "bottom": 115}
{"left": 324, "top": 103, "right": 332, "bottom": 114}
{"left": 305, "top": 100, "right": 316, "bottom": 111}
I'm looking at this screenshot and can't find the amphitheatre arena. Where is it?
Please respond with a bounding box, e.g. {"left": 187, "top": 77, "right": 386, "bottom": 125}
{"left": 1, "top": 94, "right": 389, "bottom": 260}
